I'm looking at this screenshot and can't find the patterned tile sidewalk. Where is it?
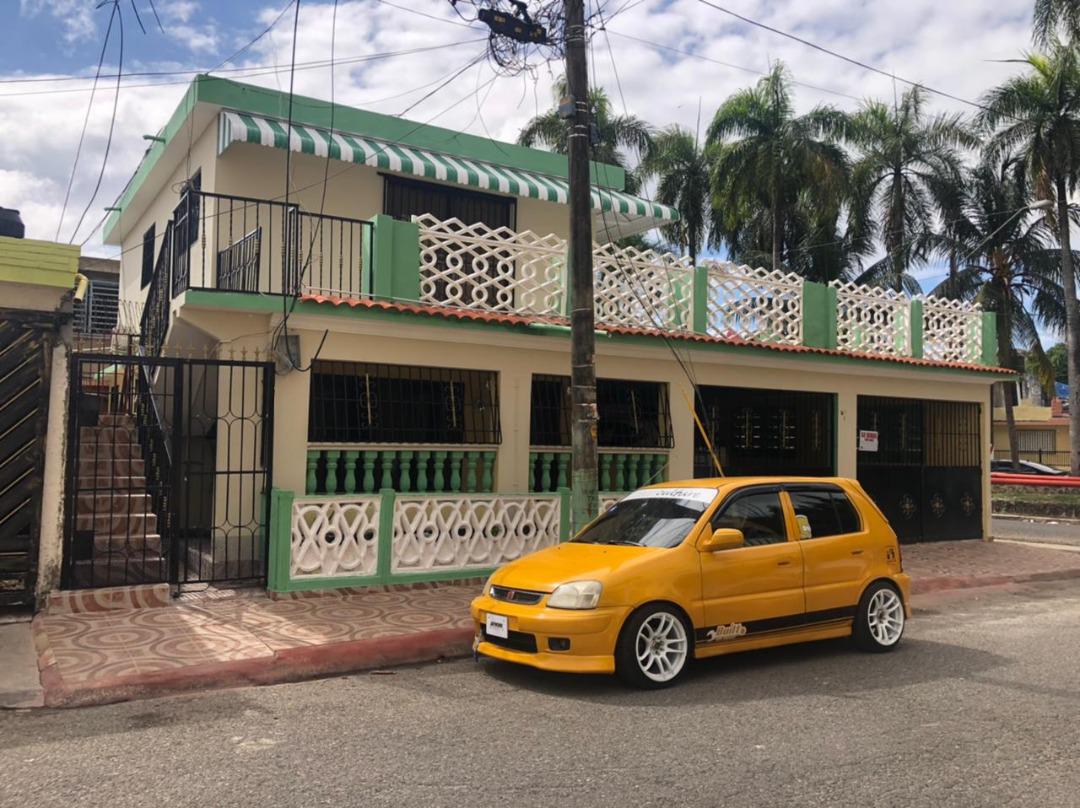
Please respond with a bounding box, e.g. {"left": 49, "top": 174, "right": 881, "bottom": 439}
{"left": 28, "top": 540, "right": 1080, "bottom": 707}
{"left": 32, "top": 583, "right": 478, "bottom": 707}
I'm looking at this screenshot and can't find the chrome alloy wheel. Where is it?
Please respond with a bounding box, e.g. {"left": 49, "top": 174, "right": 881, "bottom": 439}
{"left": 866, "top": 588, "right": 904, "bottom": 646}
{"left": 635, "top": 611, "right": 688, "bottom": 683}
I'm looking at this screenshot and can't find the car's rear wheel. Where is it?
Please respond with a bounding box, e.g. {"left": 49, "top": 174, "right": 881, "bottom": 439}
{"left": 616, "top": 605, "right": 690, "bottom": 688}
{"left": 853, "top": 581, "right": 905, "bottom": 652}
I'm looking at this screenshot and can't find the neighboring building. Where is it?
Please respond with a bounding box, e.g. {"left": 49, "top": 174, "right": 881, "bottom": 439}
{"left": 992, "top": 397, "right": 1071, "bottom": 469}
{"left": 0, "top": 231, "right": 80, "bottom": 605}
{"left": 49, "top": 74, "right": 1009, "bottom": 600}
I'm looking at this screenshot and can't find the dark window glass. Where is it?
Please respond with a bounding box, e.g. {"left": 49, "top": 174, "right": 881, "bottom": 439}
{"left": 308, "top": 361, "right": 501, "bottom": 444}
{"left": 789, "top": 488, "right": 862, "bottom": 539}
{"left": 711, "top": 491, "right": 787, "bottom": 546}
{"left": 383, "top": 174, "right": 515, "bottom": 228}
{"left": 528, "top": 374, "right": 674, "bottom": 449}
{"left": 140, "top": 224, "right": 156, "bottom": 288}
{"left": 573, "top": 496, "right": 709, "bottom": 548}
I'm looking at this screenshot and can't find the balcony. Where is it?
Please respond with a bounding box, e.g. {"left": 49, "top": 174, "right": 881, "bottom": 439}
{"left": 145, "top": 191, "right": 994, "bottom": 368}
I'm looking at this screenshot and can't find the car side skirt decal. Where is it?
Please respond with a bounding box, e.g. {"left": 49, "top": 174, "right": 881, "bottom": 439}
{"left": 695, "top": 606, "right": 858, "bottom": 645}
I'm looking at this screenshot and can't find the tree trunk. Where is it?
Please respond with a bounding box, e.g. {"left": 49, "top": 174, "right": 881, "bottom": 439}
{"left": 996, "top": 282, "right": 1020, "bottom": 470}
{"left": 1056, "top": 176, "right": 1080, "bottom": 475}
{"left": 771, "top": 176, "right": 782, "bottom": 272}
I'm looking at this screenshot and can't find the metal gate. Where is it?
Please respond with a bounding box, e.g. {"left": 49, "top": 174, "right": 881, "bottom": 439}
{"left": 856, "top": 396, "right": 982, "bottom": 543}
{"left": 0, "top": 316, "right": 52, "bottom": 605}
{"left": 62, "top": 353, "right": 274, "bottom": 590}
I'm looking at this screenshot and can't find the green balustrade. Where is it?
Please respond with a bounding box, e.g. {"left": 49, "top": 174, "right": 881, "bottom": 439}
{"left": 326, "top": 450, "right": 341, "bottom": 494}
{"left": 433, "top": 451, "right": 447, "bottom": 491}
{"left": 379, "top": 450, "right": 394, "bottom": 490}
{"left": 362, "top": 451, "right": 377, "bottom": 493}
{"left": 416, "top": 450, "right": 431, "bottom": 492}
{"left": 556, "top": 452, "right": 570, "bottom": 488}
{"left": 343, "top": 450, "right": 358, "bottom": 493}
{"left": 399, "top": 450, "right": 413, "bottom": 492}
{"left": 481, "top": 451, "right": 496, "bottom": 492}
{"left": 528, "top": 452, "right": 538, "bottom": 492}
{"left": 449, "top": 451, "right": 463, "bottom": 491}
{"left": 306, "top": 452, "right": 319, "bottom": 495}
{"left": 306, "top": 447, "right": 499, "bottom": 495}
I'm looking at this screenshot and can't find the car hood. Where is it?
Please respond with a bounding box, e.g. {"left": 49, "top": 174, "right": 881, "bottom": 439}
{"left": 491, "top": 542, "right": 662, "bottom": 592}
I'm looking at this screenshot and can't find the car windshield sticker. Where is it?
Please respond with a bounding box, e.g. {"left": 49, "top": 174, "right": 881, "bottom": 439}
{"left": 622, "top": 487, "right": 717, "bottom": 505}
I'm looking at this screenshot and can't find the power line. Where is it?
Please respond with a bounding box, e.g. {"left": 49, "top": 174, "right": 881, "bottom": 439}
{"left": 694, "top": 0, "right": 1000, "bottom": 116}
{"left": 375, "top": 0, "right": 478, "bottom": 29}
{"left": 67, "top": 1, "right": 125, "bottom": 245}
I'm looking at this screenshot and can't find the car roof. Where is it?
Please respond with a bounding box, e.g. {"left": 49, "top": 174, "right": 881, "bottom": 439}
{"left": 645, "top": 476, "right": 857, "bottom": 492}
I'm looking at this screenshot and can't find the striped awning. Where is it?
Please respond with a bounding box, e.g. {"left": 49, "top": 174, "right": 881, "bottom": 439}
{"left": 217, "top": 110, "right": 677, "bottom": 236}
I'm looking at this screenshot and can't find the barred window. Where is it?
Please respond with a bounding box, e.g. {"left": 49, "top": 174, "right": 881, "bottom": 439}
{"left": 529, "top": 375, "right": 674, "bottom": 449}
{"left": 308, "top": 361, "right": 501, "bottom": 444}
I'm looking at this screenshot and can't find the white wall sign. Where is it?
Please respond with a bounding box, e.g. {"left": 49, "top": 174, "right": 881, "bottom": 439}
{"left": 858, "top": 430, "right": 879, "bottom": 452}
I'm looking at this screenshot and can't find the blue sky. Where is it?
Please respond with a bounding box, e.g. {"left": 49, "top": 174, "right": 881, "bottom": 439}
{"left": 1, "top": 0, "right": 1065, "bottom": 328}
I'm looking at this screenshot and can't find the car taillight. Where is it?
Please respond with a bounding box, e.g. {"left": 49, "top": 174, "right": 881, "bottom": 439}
{"left": 897, "top": 542, "right": 904, "bottom": 571}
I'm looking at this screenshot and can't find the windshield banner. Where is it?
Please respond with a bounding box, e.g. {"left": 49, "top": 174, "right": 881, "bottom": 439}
{"left": 622, "top": 488, "right": 718, "bottom": 505}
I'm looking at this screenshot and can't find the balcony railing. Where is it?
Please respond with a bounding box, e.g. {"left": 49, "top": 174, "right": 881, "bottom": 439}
{"left": 145, "top": 197, "right": 994, "bottom": 367}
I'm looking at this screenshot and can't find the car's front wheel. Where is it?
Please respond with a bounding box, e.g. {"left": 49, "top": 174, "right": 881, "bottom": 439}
{"left": 616, "top": 605, "right": 691, "bottom": 688}
{"left": 853, "top": 581, "right": 905, "bottom": 652}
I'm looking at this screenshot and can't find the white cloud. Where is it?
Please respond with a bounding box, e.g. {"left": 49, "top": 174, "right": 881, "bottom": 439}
{"left": 19, "top": 0, "right": 98, "bottom": 44}
{"left": 0, "top": 0, "right": 1056, "bottom": 262}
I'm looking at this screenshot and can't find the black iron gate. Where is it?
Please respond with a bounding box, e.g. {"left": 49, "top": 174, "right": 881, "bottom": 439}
{"left": 0, "top": 315, "right": 53, "bottom": 605}
{"left": 856, "top": 396, "right": 982, "bottom": 543}
{"left": 63, "top": 353, "right": 274, "bottom": 590}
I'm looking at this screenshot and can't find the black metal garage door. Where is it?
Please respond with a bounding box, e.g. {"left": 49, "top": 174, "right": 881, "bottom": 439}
{"left": 857, "top": 397, "right": 982, "bottom": 543}
{"left": 694, "top": 386, "right": 835, "bottom": 478}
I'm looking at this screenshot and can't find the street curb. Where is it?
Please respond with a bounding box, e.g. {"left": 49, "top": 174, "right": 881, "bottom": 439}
{"left": 911, "top": 567, "right": 1080, "bottom": 594}
{"left": 992, "top": 512, "right": 1080, "bottom": 525}
{"left": 39, "top": 626, "right": 475, "bottom": 709}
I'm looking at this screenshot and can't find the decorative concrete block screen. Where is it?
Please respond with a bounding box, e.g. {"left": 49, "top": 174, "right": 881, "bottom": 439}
{"left": 831, "top": 280, "right": 911, "bottom": 357}
{"left": 593, "top": 243, "right": 694, "bottom": 332}
{"left": 704, "top": 262, "right": 804, "bottom": 345}
{"left": 291, "top": 496, "right": 381, "bottom": 579}
{"left": 392, "top": 494, "right": 560, "bottom": 573}
{"left": 414, "top": 214, "right": 566, "bottom": 316}
{"left": 919, "top": 294, "right": 982, "bottom": 364}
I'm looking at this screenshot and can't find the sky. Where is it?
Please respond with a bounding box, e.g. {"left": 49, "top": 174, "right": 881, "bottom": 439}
{"left": 0, "top": 0, "right": 1056, "bottom": 315}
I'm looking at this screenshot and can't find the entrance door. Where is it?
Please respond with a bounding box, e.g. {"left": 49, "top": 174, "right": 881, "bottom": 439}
{"left": 63, "top": 353, "right": 274, "bottom": 590}
{"left": 0, "top": 316, "right": 51, "bottom": 605}
{"left": 698, "top": 487, "right": 804, "bottom": 638}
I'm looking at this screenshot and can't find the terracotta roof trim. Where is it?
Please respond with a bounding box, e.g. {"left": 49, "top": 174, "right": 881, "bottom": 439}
{"left": 299, "top": 294, "right": 1012, "bottom": 375}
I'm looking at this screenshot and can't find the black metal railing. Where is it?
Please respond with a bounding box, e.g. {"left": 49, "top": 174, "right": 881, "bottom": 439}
{"left": 141, "top": 221, "right": 173, "bottom": 358}
{"left": 169, "top": 191, "right": 371, "bottom": 298}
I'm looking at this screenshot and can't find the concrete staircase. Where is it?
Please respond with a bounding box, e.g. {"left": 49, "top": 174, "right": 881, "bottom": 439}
{"left": 71, "top": 413, "right": 167, "bottom": 588}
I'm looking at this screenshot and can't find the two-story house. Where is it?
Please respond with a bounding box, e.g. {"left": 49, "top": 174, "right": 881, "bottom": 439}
{"left": 58, "top": 74, "right": 1008, "bottom": 599}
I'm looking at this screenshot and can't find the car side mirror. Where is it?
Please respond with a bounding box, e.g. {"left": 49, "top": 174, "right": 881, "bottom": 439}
{"left": 795, "top": 514, "right": 812, "bottom": 539}
{"left": 701, "top": 527, "right": 744, "bottom": 552}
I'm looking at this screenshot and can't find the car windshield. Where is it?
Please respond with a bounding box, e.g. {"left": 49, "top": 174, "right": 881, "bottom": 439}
{"left": 572, "top": 488, "right": 716, "bottom": 548}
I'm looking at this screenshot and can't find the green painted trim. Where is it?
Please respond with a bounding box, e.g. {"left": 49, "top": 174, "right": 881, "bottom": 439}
{"left": 369, "top": 215, "right": 421, "bottom": 303}
{"left": 383, "top": 568, "right": 495, "bottom": 585}
{"left": 801, "top": 282, "right": 837, "bottom": 350}
{"left": 910, "top": 299, "right": 924, "bottom": 360}
{"left": 376, "top": 488, "right": 396, "bottom": 581}
{"left": 557, "top": 486, "right": 572, "bottom": 541}
{"left": 105, "top": 74, "right": 626, "bottom": 241}
{"left": 0, "top": 237, "right": 80, "bottom": 289}
{"left": 266, "top": 488, "right": 295, "bottom": 593}
{"left": 981, "top": 311, "right": 998, "bottom": 366}
{"left": 277, "top": 572, "right": 383, "bottom": 593}
{"left": 181, "top": 289, "right": 1013, "bottom": 378}
{"left": 692, "top": 265, "right": 709, "bottom": 335}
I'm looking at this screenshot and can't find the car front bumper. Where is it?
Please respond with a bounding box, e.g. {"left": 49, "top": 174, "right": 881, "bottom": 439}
{"left": 470, "top": 594, "right": 630, "bottom": 674}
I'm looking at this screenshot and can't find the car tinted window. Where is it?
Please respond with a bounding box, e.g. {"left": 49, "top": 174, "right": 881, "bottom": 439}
{"left": 711, "top": 491, "right": 787, "bottom": 546}
{"left": 573, "top": 491, "right": 713, "bottom": 548}
{"left": 790, "top": 488, "right": 861, "bottom": 539}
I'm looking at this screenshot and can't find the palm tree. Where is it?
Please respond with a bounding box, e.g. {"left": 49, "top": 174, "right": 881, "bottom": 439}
{"left": 980, "top": 45, "right": 1080, "bottom": 474}
{"left": 518, "top": 80, "right": 653, "bottom": 192}
{"left": 707, "top": 62, "right": 849, "bottom": 273}
{"left": 1033, "top": 0, "right": 1080, "bottom": 46}
{"left": 848, "top": 87, "right": 976, "bottom": 291}
{"left": 932, "top": 153, "right": 1068, "bottom": 469}
{"left": 640, "top": 125, "right": 715, "bottom": 266}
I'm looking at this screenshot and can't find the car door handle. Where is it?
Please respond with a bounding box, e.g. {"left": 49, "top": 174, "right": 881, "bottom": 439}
{"left": 777, "top": 560, "right": 792, "bottom": 567}
{"left": 851, "top": 549, "right": 864, "bottom": 555}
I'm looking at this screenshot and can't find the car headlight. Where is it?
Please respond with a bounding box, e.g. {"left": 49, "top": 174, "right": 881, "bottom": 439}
{"left": 483, "top": 574, "right": 495, "bottom": 596}
{"left": 547, "top": 580, "right": 602, "bottom": 610}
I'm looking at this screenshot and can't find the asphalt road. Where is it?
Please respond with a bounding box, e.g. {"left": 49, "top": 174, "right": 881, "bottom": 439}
{"left": 992, "top": 516, "right": 1080, "bottom": 547}
{"left": 3, "top": 581, "right": 1080, "bottom": 808}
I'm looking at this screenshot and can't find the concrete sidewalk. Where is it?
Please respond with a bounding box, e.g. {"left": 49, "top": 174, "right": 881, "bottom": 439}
{"left": 28, "top": 539, "right": 1080, "bottom": 708}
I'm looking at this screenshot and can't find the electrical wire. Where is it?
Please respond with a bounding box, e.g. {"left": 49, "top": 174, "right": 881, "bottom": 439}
{"left": 55, "top": 0, "right": 118, "bottom": 241}
{"left": 67, "top": 0, "right": 125, "bottom": 245}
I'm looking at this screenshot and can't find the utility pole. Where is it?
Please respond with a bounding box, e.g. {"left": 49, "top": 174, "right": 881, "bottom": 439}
{"left": 563, "top": 0, "right": 599, "bottom": 531}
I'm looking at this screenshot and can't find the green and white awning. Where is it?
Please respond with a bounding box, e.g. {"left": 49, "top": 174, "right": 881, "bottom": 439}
{"left": 218, "top": 110, "right": 677, "bottom": 236}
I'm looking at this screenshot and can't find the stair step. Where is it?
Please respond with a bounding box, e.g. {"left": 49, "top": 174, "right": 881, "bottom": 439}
{"left": 76, "top": 492, "right": 153, "bottom": 515}
{"left": 77, "top": 457, "right": 146, "bottom": 476}
{"left": 73, "top": 533, "right": 164, "bottom": 555}
{"left": 67, "top": 557, "right": 166, "bottom": 588}
{"left": 77, "top": 443, "right": 144, "bottom": 461}
{"left": 97, "top": 414, "right": 135, "bottom": 428}
{"left": 77, "top": 475, "right": 147, "bottom": 491}
{"left": 74, "top": 512, "right": 159, "bottom": 534}
{"left": 79, "top": 425, "right": 140, "bottom": 442}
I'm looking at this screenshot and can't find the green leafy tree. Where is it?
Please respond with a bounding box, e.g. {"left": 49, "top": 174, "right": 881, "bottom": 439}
{"left": 518, "top": 80, "right": 653, "bottom": 193}
{"left": 706, "top": 62, "right": 849, "bottom": 273}
{"left": 932, "top": 153, "right": 1069, "bottom": 468}
{"left": 980, "top": 45, "right": 1080, "bottom": 473}
{"left": 1033, "top": 0, "right": 1080, "bottom": 46}
{"left": 848, "top": 87, "right": 976, "bottom": 291}
{"left": 640, "top": 125, "right": 716, "bottom": 266}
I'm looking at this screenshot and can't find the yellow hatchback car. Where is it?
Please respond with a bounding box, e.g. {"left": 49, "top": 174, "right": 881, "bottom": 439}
{"left": 471, "top": 477, "right": 911, "bottom": 688}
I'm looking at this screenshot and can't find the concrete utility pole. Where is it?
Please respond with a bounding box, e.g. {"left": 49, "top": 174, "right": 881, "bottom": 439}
{"left": 564, "top": 0, "right": 599, "bottom": 532}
